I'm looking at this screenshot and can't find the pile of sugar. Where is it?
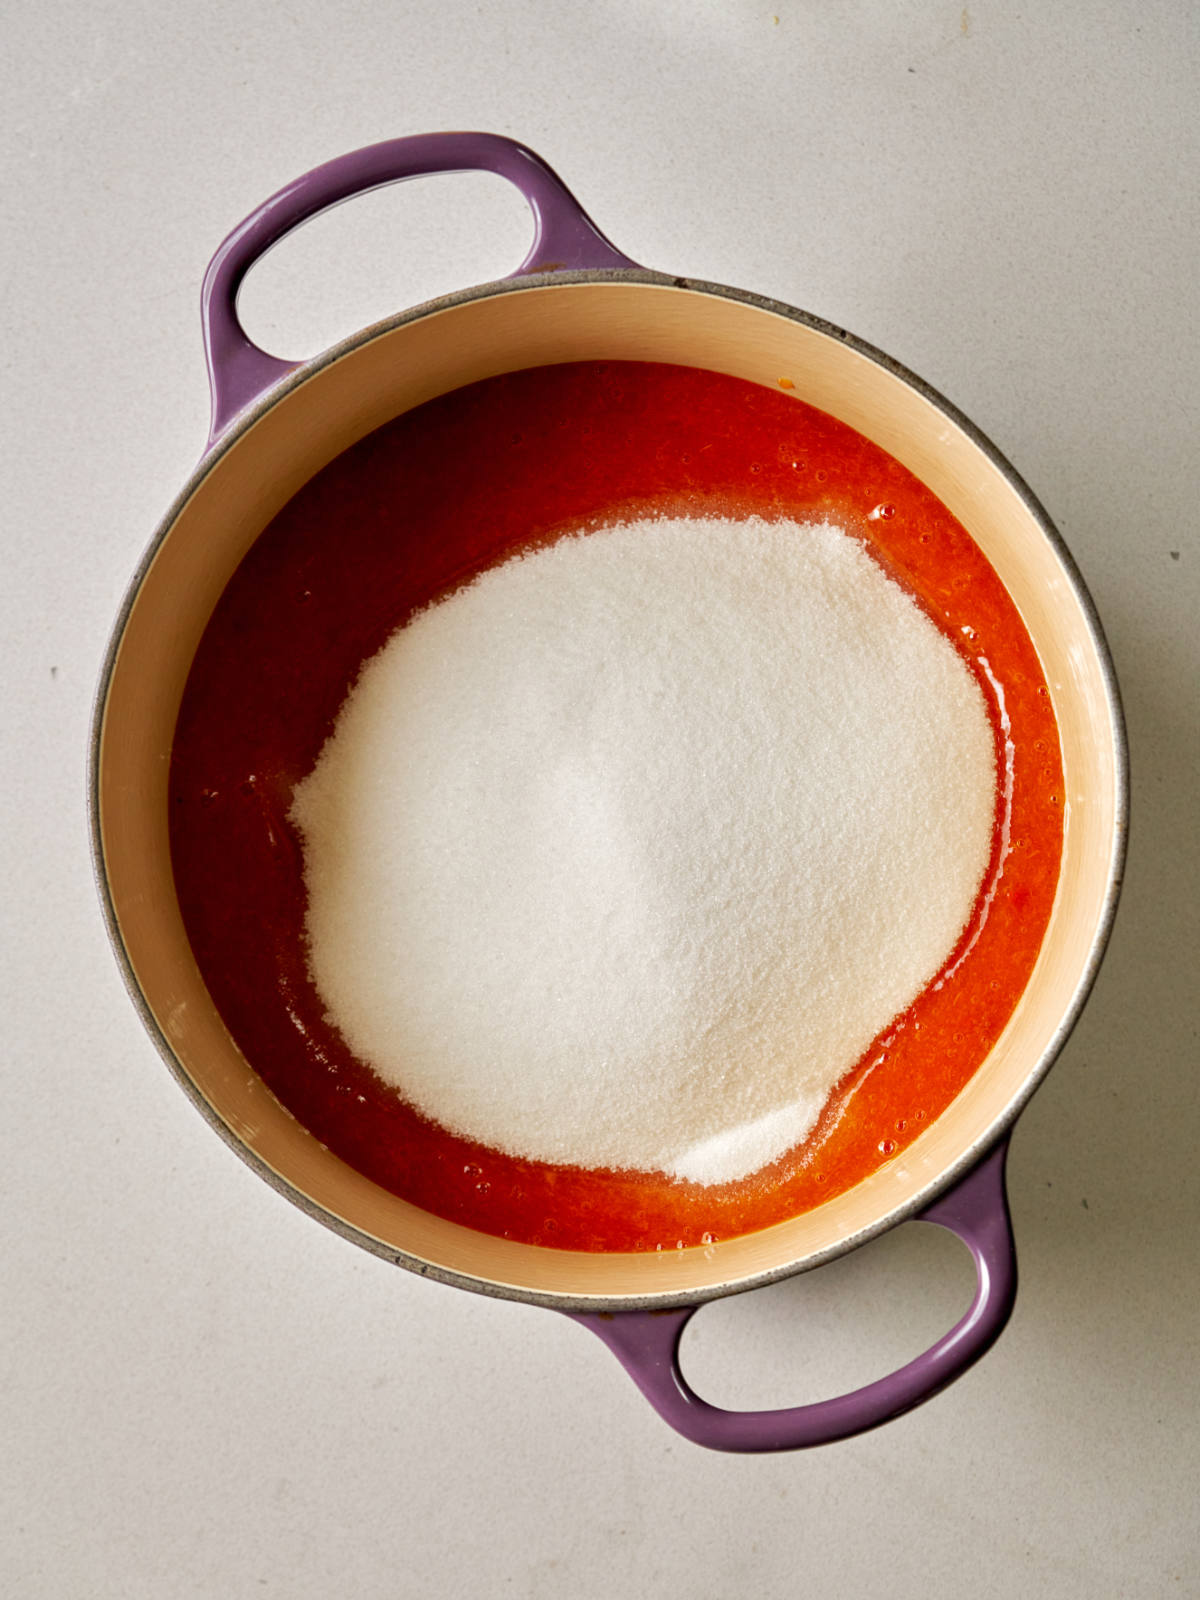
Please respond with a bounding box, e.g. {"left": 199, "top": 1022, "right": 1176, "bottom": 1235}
{"left": 290, "top": 516, "right": 996, "bottom": 1185}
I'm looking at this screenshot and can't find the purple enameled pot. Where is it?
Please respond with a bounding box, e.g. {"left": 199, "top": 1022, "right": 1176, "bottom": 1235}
{"left": 92, "top": 133, "right": 1126, "bottom": 1453}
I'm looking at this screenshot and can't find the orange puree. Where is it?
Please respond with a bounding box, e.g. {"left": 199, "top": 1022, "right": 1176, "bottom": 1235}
{"left": 170, "top": 361, "right": 1063, "bottom": 1252}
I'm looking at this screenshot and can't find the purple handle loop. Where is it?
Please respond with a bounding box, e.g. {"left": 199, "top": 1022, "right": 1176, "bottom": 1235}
{"left": 201, "top": 131, "right": 638, "bottom": 444}
{"left": 568, "top": 1140, "right": 1016, "bottom": 1453}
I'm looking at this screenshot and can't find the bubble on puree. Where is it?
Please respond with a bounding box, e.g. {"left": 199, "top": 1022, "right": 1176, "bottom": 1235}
{"left": 289, "top": 515, "right": 996, "bottom": 1185}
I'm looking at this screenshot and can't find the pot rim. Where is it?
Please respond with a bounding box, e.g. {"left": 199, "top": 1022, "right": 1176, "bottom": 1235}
{"left": 89, "top": 266, "right": 1129, "bottom": 1312}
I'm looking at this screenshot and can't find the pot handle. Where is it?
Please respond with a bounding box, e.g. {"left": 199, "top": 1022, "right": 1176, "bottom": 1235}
{"left": 566, "top": 1139, "right": 1017, "bottom": 1453}
{"left": 201, "top": 131, "right": 639, "bottom": 444}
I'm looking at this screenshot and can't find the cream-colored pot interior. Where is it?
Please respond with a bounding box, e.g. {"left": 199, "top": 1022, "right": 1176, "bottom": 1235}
{"left": 95, "top": 278, "right": 1123, "bottom": 1308}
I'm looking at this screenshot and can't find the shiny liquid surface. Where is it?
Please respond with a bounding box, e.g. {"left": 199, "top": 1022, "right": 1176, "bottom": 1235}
{"left": 170, "top": 361, "right": 1063, "bottom": 1252}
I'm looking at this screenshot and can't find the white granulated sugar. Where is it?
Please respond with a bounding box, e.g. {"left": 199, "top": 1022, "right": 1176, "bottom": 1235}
{"left": 290, "top": 516, "right": 996, "bottom": 1185}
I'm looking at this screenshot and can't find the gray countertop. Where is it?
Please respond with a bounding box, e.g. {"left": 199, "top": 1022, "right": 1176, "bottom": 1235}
{"left": 3, "top": 3, "right": 1196, "bottom": 1594}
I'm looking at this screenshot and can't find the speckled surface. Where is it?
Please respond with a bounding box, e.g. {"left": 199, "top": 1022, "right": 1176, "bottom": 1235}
{"left": 3, "top": 3, "right": 1197, "bottom": 1593}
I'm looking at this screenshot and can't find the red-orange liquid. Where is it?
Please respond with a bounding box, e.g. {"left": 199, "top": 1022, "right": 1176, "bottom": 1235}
{"left": 170, "top": 361, "right": 1063, "bottom": 1252}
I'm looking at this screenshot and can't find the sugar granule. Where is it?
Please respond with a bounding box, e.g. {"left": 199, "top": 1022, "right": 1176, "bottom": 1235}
{"left": 290, "top": 516, "right": 996, "bottom": 1184}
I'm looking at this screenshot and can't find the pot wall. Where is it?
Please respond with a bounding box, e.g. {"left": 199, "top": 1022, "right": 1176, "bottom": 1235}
{"left": 94, "top": 275, "right": 1124, "bottom": 1308}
